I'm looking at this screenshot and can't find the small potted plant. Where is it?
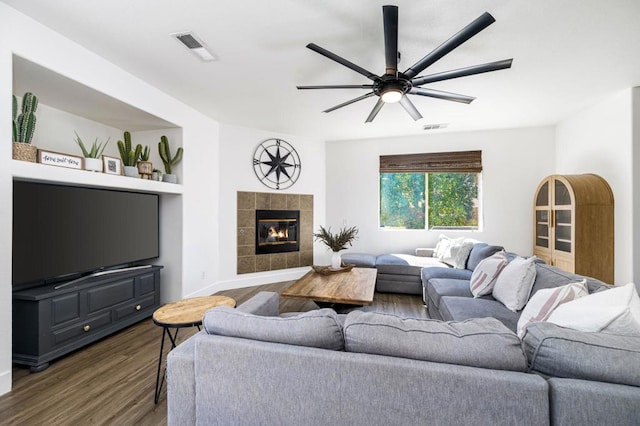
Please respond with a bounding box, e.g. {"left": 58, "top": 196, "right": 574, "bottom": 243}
{"left": 74, "top": 131, "right": 109, "bottom": 172}
{"left": 117, "top": 131, "right": 142, "bottom": 177}
{"left": 313, "top": 225, "right": 359, "bottom": 269}
{"left": 137, "top": 145, "right": 153, "bottom": 179}
{"left": 158, "top": 135, "right": 183, "bottom": 183}
{"left": 12, "top": 92, "right": 39, "bottom": 162}
{"left": 151, "top": 168, "right": 163, "bottom": 181}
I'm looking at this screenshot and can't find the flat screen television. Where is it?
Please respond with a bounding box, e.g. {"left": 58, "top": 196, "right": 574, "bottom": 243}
{"left": 12, "top": 181, "right": 159, "bottom": 290}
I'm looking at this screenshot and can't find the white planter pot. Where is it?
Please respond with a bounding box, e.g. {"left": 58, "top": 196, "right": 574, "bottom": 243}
{"left": 124, "top": 166, "right": 139, "bottom": 177}
{"left": 162, "top": 174, "right": 177, "bottom": 184}
{"left": 331, "top": 251, "right": 342, "bottom": 269}
{"left": 84, "top": 157, "right": 102, "bottom": 172}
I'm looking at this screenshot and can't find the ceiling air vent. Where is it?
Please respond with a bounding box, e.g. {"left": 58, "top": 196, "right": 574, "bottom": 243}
{"left": 171, "top": 32, "right": 217, "bottom": 62}
{"left": 423, "top": 123, "right": 448, "bottom": 130}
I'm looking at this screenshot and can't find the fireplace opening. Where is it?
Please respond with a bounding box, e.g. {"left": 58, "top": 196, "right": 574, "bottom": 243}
{"left": 255, "top": 210, "right": 300, "bottom": 254}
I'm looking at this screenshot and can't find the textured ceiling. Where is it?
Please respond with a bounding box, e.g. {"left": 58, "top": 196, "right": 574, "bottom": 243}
{"left": 4, "top": 0, "right": 640, "bottom": 140}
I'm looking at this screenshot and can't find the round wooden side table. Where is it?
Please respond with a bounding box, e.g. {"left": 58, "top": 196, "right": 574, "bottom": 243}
{"left": 152, "top": 295, "right": 236, "bottom": 404}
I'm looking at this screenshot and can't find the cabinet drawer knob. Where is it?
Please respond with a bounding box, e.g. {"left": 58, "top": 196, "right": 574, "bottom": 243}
{"left": 83, "top": 325, "right": 90, "bottom": 332}
{"left": 135, "top": 304, "right": 141, "bottom": 311}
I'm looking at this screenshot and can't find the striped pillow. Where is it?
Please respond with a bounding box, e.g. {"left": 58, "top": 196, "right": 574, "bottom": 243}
{"left": 469, "top": 251, "right": 508, "bottom": 297}
{"left": 517, "top": 280, "right": 588, "bottom": 338}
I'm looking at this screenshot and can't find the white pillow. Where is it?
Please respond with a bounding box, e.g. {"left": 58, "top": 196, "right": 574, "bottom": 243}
{"left": 516, "top": 280, "right": 588, "bottom": 338}
{"left": 470, "top": 251, "right": 508, "bottom": 297}
{"left": 492, "top": 256, "right": 537, "bottom": 312}
{"left": 452, "top": 241, "right": 474, "bottom": 269}
{"left": 432, "top": 234, "right": 448, "bottom": 259}
{"left": 547, "top": 282, "right": 640, "bottom": 335}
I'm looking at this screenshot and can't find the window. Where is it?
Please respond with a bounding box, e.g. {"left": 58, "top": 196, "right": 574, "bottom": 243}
{"left": 379, "top": 151, "right": 482, "bottom": 230}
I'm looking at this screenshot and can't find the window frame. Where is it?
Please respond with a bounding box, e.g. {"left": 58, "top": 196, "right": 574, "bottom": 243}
{"left": 379, "top": 150, "right": 483, "bottom": 231}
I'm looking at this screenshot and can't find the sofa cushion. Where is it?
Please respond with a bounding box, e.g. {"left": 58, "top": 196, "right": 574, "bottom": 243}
{"left": 375, "top": 253, "right": 447, "bottom": 276}
{"left": 439, "top": 296, "right": 521, "bottom": 332}
{"left": 344, "top": 311, "right": 527, "bottom": 371}
{"left": 466, "top": 243, "right": 505, "bottom": 271}
{"left": 426, "top": 278, "right": 474, "bottom": 309}
{"left": 523, "top": 322, "right": 640, "bottom": 387}
{"left": 516, "top": 280, "right": 588, "bottom": 338}
{"left": 340, "top": 253, "right": 377, "bottom": 268}
{"left": 421, "top": 268, "right": 472, "bottom": 287}
{"left": 492, "top": 256, "right": 538, "bottom": 312}
{"left": 203, "top": 307, "right": 344, "bottom": 350}
{"left": 547, "top": 283, "right": 640, "bottom": 336}
{"left": 470, "top": 251, "right": 508, "bottom": 297}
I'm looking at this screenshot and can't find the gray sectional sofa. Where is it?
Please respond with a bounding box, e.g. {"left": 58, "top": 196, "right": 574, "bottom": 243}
{"left": 167, "top": 291, "right": 640, "bottom": 425}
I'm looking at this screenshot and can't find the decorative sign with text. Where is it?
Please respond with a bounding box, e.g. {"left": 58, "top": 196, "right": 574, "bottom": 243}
{"left": 38, "top": 150, "right": 84, "bottom": 170}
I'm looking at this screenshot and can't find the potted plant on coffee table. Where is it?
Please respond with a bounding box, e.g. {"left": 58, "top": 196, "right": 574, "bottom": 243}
{"left": 74, "top": 131, "right": 109, "bottom": 172}
{"left": 12, "top": 92, "right": 39, "bottom": 162}
{"left": 314, "top": 225, "right": 359, "bottom": 269}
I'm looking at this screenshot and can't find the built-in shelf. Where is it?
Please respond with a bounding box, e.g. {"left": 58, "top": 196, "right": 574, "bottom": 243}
{"left": 11, "top": 160, "right": 183, "bottom": 195}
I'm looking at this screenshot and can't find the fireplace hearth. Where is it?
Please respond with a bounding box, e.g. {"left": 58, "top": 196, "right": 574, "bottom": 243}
{"left": 255, "top": 210, "right": 300, "bottom": 255}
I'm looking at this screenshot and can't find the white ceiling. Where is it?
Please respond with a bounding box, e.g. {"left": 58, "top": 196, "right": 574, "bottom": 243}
{"left": 4, "top": 0, "right": 640, "bottom": 141}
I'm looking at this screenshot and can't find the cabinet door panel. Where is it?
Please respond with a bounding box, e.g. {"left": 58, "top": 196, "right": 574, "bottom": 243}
{"left": 87, "top": 279, "right": 134, "bottom": 313}
{"left": 51, "top": 293, "right": 80, "bottom": 325}
{"left": 135, "top": 272, "right": 156, "bottom": 296}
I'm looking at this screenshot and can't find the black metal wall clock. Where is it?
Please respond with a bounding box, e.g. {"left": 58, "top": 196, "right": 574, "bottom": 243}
{"left": 253, "top": 139, "right": 301, "bottom": 190}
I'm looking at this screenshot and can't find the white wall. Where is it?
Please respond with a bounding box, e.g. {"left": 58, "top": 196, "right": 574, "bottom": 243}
{"left": 555, "top": 89, "right": 634, "bottom": 284}
{"left": 0, "top": 3, "right": 220, "bottom": 395}
{"left": 325, "top": 126, "right": 556, "bottom": 257}
{"left": 205, "top": 123, "right": 326, "bottom": 294}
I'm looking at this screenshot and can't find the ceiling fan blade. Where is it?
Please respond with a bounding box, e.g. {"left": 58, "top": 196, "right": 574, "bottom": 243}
{"left": 307, "top": 43, "right": 380, "bottom": 82}
{"left": 399, "top": 96, "right": 423, "bottom": 121}
{"left": 383, "top": 5, "right": 399, "bottom": 76}
{"left": 411, "top": 59, "right": 513, "bottom": 86}
{"left": 365, "top": 98, "right": 385, "bottom": 123}
{"left": 323, "top": 92, "right": 376, "bottom": 113}
{"left": 409, "top": 87, "right": 475, "bottom": 104}
{"left": 297, "top": 84, "right": 374, "bottom": 90}
{"left": 403, "top": 12, "right": 496, "bottom": 79}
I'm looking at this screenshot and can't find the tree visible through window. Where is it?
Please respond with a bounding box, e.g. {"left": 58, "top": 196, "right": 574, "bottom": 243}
{"left": 379, "top": 151, "right": 482, "bottom": 230}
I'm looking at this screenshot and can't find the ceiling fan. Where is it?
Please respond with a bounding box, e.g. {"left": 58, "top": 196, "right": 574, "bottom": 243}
{"left": 297, "top": 5, "right": 513, "bottom": 123}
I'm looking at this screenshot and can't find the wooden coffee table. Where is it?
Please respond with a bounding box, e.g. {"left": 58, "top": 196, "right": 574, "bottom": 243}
{"left": 282, "top": 267, "right": 377, "bottom": 308}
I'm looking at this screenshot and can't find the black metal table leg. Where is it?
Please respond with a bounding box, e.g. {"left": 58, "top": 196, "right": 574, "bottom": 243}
{"left": 154, "top": 326, "right": 179, "bottom": 404}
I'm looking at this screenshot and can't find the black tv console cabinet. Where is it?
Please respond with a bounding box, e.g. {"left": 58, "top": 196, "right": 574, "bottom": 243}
{"left": 12, "top": 265, "right": 162, "bottom": 372}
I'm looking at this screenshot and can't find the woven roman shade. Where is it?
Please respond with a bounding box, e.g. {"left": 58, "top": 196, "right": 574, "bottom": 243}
{"left": 379, "top": 150, "right": 482, "bottom": 173}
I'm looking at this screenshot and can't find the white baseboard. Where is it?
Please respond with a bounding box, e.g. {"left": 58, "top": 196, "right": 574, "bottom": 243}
{"left": 186, "top": 267, "right": 310, "bottom": 298}
{"left": 0, "top": 369, "right": 11, "bottom": 396}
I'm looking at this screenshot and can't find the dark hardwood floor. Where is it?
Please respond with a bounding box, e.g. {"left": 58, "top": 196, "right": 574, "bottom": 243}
{"left": 0, "top": 281, "right": 428, "bottom": 425}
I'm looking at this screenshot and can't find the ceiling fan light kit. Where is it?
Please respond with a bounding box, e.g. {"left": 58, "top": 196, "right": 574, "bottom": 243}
{"left": 297, "top": 5, "right": 513, "bottom": 123}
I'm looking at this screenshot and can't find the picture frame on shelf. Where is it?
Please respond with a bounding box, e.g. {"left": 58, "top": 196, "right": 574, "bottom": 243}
{"left": 102, "top": 155, "right": 122, "bottom": 175}
{"left": 38, "top": 150, "right": 83, "bottom": 170}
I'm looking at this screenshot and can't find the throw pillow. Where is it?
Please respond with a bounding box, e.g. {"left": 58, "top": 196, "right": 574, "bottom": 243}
{"left": 516, "top": 280, "right": 588, "bottom": 338}
{"left": 432, "top": 234, "right": 448, "bottom": 259}
{"left": 492, "top": 256, "right": 538, "bottom": 312}
{"left": 203, "top": 307, "right": 345, "bottom": 350}
{"left": 469, "top": 251, "right": 508, "bottom": 298}
{"left": 452, "top": 241, "right": 474, "bottom": 269}
{"left": 547, "top": 282, "right": 640, "bottom": 335}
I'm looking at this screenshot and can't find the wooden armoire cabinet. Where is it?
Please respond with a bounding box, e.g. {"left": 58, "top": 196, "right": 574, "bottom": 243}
{"left": 533, "top": 174, "right": 614, "bottom": 283}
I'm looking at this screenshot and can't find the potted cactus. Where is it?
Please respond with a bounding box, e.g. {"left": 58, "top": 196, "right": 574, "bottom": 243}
{"left": 12, "top": 92, "right": 39, "bottom": 162}
{"left": 158, "top": 135, "right": 183, "bottom": 183}
{"left": 117, "top": 131, "right": 142, "bottom": 177}
{"left": 74, "top": 131, "right": 109, "bottom": 172}
{"left": 136, "top": 145, "right": 153, "bottom": 179}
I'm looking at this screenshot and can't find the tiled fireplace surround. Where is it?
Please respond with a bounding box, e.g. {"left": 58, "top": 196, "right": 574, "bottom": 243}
{"left": 237, "top": 191, "right": 313, "bottom": 274}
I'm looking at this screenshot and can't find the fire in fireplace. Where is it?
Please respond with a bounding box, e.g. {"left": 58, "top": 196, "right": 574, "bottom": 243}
{"left": 255, "top": 210, "right": 300, "bottom": 254}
